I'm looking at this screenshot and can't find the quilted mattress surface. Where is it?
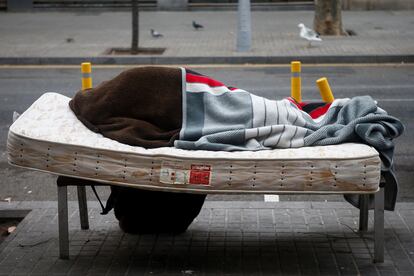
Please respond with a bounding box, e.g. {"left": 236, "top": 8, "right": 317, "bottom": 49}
{"left": 7, "top": 93, "right": 381, "bottom": 194}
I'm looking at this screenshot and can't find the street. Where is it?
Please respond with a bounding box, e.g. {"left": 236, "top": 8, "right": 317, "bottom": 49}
{"left": 0, "top": 64, "right": 413, "bottom": 202}
{"left": 1, "top": 4, "right": 414, "bottom": 273}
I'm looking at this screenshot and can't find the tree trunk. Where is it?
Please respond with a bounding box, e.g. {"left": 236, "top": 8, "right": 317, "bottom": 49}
{"left": 131, "top": 0, "right": 139, "bottom": 54}
{"left": 314, "top": 0, "right": 344, "bottom": 36}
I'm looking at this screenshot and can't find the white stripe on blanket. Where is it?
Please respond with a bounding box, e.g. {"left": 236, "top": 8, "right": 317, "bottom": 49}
{"left": 187, "top": 82, "right": 247, "bottom": 95}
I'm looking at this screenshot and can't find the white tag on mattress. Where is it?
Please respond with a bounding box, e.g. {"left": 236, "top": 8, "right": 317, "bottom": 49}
{"left": 160, "top": 167, "right": 188, "bottom": 185}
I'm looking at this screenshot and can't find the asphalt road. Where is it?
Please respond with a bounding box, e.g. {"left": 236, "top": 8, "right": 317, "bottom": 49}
{"left": 0, "top": 64, "right": 413, "bottom": 203}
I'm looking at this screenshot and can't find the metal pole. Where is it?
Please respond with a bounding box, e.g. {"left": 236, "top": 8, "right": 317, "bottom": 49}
{"left": 359, "top": 194, "right": 369, "bottom": 232}
{"left": 81, "top": 62, "right": 92, "bottom": 90}
{"left": 316, "top": 77, "right": 335, "bottom": 103}
{"left": 77, "top": 186, "right": 89, "bottom": 230}
{"left": 237, "top": 0, "right": 252, "bottom": 52}
{"left": 291, "top": 61, "right": 302, "bottom": 103}
{"left": 374, "top": 187, "right": 385, "bottom": 263}
{"left": 58, "top": 185, "right": 69, "bottom": 259}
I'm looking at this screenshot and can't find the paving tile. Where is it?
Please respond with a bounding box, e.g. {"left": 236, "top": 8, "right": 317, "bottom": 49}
{"left": 0, "top": 10, "right": 413, "bottom": 62}
{"left": 1, "top": 201, "right": 414, "bottom": 275}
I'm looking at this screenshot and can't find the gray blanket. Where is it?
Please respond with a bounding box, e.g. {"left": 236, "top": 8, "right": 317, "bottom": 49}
{"left": 174, "top": 68, "right": 404, "bottom": 210}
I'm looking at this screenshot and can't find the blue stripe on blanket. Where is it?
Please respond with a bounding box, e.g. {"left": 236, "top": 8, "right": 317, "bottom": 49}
{"left": 202, "top": 91, "right": 252, "bottom": 135}
{"left": 181, "top": 92, "right": 205, "bottom": 141}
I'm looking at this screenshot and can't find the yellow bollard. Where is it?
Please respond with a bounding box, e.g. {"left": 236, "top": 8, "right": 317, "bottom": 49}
{"left": 81, "top": 62, "right": 92, "bottom": 90}
{"left": 290, "top": 61, "right": 301, "bottom": 103}
{"left": 316, "top": 77, "right": 335, "bottom": 103}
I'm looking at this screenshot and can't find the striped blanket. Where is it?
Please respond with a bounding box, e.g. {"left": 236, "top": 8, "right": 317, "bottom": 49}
{"left": 174, "top": 68, "right": 404, "bottom": 210}
{"left": 175, "top": 68, "right": 403, "bottom": 167}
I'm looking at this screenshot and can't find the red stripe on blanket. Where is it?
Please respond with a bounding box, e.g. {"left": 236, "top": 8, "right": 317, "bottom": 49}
{"left": 309, "top": 103, "right": 332, "bottom": 119}
{"left": 186, "top": 73, "right": 225, "bottom": 88}
{"left": 287, "top": 97, "right": 303, "bottom": 110}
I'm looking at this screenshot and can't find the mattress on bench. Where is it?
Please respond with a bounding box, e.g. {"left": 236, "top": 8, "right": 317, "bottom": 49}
{"left": 7, "top": 93, "right": 381, "bottom": 194}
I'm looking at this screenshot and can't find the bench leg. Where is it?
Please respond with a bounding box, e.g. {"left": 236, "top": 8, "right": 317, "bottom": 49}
{"left": 359, "top": 194, "right": 369, "bottom": 232}
{"left": 58, "top": 185, "right": 69, "bottom": 259}
{"left": 77, "top": 186, "right": 89, "bottom": 230}
{"left": 374, "top": 187, "right": 384, "bottom": 263}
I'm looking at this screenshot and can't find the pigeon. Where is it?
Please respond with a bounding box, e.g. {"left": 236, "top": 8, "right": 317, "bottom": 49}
{"left": 192, "top": 21, "right": 204, "bottom": 30}
{"left": 150, "top": 29, "right": 163, "bottom": 38}
{"left": 298, "top": 23, "right": 322, "bottom": 47}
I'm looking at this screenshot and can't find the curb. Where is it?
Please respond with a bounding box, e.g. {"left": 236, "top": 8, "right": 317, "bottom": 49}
{"left": 0, "top": 55, "right": 413, "bottom": 65}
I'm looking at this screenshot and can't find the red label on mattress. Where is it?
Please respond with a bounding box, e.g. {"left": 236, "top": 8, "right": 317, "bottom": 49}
{"left": 189, "top": 164, "right": 211, "bottom": 185}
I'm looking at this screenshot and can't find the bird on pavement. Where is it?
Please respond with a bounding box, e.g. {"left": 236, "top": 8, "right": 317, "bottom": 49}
{"left": 192, "top": 21, "right": 204, "bottom": 30}
{"left": 298, "top": 23, "right": 322, "bottom": 47}
{"left": 150, "top": 29, "right": 163, "bottom": 38}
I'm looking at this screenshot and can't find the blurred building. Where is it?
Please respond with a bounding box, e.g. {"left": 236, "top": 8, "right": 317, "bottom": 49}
{"left": 2, "top": 0, "right": 413, "bottom": 11}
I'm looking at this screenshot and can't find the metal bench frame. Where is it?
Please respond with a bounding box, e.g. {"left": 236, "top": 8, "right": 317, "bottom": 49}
{"left": 56, "top": 177, "right": 385, "bottom": 263}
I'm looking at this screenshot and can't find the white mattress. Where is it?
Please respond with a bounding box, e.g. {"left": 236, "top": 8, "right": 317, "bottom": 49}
{"left": 7, "top": 93, "right": 381, "bottom": 194}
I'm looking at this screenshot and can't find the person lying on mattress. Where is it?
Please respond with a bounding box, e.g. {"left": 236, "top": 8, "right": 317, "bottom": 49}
{"left": 68, "top": 66, "right": 404, "bottom": 233}
{"left": 70, "top": 66, "right": 403, "bottom": 157}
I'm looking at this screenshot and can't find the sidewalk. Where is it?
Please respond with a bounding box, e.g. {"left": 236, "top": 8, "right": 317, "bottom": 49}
{"left": 1, "top": 201, "right": 414, "bottom": 275}
{"left": 0, "top": 10, "right": 413, "bottom": 64}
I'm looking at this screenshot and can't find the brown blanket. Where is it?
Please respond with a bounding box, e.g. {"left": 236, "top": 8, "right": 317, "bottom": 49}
{"left": 69, "top": 66, "right": 182, "bottom": 148}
